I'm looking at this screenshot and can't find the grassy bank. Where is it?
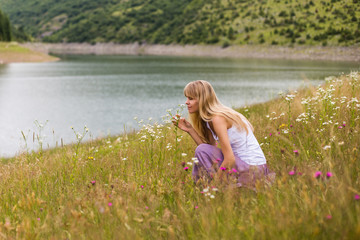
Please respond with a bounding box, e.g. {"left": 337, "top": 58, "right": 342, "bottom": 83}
{"left": 0, "top": 72, "right": 359, "bottom": 239}
{"left": 0, "top": 42, "right": 58, "bottom": 64}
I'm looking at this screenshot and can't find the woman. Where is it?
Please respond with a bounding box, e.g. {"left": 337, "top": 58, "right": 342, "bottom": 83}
{"left": 174, "top": 80, "right": 273, "bottom": 187}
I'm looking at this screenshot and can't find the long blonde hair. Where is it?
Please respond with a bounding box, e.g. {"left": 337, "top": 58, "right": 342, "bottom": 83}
{"left": 184, "top": 80, "right": 253, "bottom": 144}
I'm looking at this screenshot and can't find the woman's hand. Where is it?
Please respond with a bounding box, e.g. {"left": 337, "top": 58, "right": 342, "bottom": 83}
{"left": 217, "top": 158, "right": 236, "bottom": 180}
{"left": 172, "top": 115, "right": 193, "bottom": 133}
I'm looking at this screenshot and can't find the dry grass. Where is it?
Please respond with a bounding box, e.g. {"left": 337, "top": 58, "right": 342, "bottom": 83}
{"left": 0, "top": 42, "right": 58, "bottom": 64}
{"left": 0, "top": 72, "right": 359, "bottom": 239}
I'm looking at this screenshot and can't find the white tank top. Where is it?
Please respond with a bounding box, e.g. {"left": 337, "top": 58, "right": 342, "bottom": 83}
{"left": 206, "top": 119, "right": 266, "bottom": 165}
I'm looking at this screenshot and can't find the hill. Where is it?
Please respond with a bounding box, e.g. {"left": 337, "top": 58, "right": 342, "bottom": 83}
{"left": 0, "top": 0, "right": 359, "bottom": 46}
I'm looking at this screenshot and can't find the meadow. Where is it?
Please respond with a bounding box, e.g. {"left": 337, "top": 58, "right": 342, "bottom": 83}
{"left": 0, "top": 72, "right": 359, "bottom": 239}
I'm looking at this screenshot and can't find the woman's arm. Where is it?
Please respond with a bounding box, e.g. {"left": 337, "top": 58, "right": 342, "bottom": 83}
{"left": 211, "top": 115, "right": 236, "bottom": 174}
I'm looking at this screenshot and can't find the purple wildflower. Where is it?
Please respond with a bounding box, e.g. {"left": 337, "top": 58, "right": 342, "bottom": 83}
{"left": 288, "top": 171, "right": 295, "bottom": 176}
{"left": 314, "top": 171, "right": 322, "bottom": 178}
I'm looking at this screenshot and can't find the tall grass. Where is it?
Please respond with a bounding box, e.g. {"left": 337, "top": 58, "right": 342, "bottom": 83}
{"left": 0, "top": 72, "right": 359, "bottom": 239}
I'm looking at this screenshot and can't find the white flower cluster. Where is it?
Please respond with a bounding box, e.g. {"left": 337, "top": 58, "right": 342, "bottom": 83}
{"left": 202, "top": 186, "right": 217, "bottom": 199}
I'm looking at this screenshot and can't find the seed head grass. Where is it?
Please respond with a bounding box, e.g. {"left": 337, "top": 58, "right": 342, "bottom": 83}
{"left": 0, "top": 72, "right": 359, "bottom": 239}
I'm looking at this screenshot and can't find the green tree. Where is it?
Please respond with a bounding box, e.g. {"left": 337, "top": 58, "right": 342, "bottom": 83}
{"left": 0, "top": 9, "right": 12, "bottom": 41}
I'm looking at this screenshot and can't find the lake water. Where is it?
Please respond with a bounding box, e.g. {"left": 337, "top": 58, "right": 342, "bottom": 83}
{"left": 0, "top": 55, "right": 359, "bottom": 157}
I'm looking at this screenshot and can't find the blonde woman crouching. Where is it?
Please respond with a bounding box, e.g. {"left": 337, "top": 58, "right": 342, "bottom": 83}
{"left": 173, "top": 80, "right": 274, "bottom": 187}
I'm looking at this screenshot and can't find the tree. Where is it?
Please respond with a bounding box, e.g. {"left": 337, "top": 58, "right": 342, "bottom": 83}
{"left": 0, "top": 9, "right": 12, "bottom": 41}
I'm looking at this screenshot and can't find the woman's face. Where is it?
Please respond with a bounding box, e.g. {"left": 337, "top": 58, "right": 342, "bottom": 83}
{"left": 185, "top": 96, "right": 199, "bottom": 113}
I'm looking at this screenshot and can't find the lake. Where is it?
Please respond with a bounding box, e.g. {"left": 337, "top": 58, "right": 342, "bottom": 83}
{"left": 0, "top": 55, "right": 358, "bottom": 157}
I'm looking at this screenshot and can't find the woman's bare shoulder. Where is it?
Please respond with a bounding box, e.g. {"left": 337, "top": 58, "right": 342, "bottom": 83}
{"left": 211, "top": 115, "right": 231, "bottom": 129}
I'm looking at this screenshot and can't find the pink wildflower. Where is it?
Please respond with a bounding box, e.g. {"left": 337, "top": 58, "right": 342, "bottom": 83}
{"left": 269, "top": 133, "right": 272, "bottom": 136}
{"left": 355, "top": 194, "right": 360, "bottom": 200}
{"left": 314, "top": 171, "right": 322, "bottom": 178}
{"left": 141, "top": 185, "right": 144, "bottom": 189}
{"left": 338, "top": 126, "right": 343, "bottom": 129}
{"left": 326, "top": 215, "right": 332, "bottom": 220}
{"left": 231, "top": 168, "right": 238, "bottom": 173}
{"left": 216, "top": 158, "right": 221, "bottom": 162}
{"left": 326, "top": 172, "right": 333, "bottom": 178}
{"left": 288, "top": 171, "right": 295, "bottom": 176}
{"left": 91, "top": 180, "right": 96, "bottom": 185}
{"left": 145, "top": 206, "right": 149, "bottom": 210}
{"left": 195, "top": 206, "right": 199, "bottom": 209}
{"left": 290, "top": 124, "right": 293, "bottom": 127}
{"left": 37, "top": 218, "right": 40, "bottom": 221}
{"left": 298, "top": 172, "right": 303, "bottom": 175}
{"left": 220, "top": 167, "right": 227, "bottom": 171}
{"left": 184, "top": 167, "right": 189, "bottom": 171}
{"left": 343, "top": 123, "right": 346, "bottom": 127}
{"left": 293, "top": 150, "right": 299, "bottom": 155}
{"left": 108, "top": 202, "right": 113, "bottom": 207}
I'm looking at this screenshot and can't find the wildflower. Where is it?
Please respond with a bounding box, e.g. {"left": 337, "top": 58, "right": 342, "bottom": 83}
{"left": 220, "top": 167, "right": 227, "bottom": 171}
{"left": 181, "top": 153, "right": 187, "bottom": 157}
{"left": 181, "top": 162, "right": 186, "bottom": 167}
{"left": 355, "top": 194, "right": 360, "bottom": 200}
{"left": 326, "top": 172, "right": 333, "bottom": 178}
{"left": 145, "top": 206, "right": 149, "bottom": 210}
{"left": 323, "top": 145, "right": 331, "bottom": 150}
{"left": 186, "top": 161, "right": 193, "bottom": 166}
{"left": 281, "top": 149, "right": 285, "bottom": 153}
{"left": 91, "top": 180, "right": 96, "bottom": 185}
{"left": 314, "top": 171, "right": 322, "bottom": 178}
{"left": 192, "top": 157, "right": 199, "bottom": 164}
{"left": 326, "top": 215, "right": 332, "bottom": 220}
{"left": 293, "top": 150, "right": 299, "bottom": 155}
{"left": 122, "top": 157, "right": 127, "bottom": 161}
{"left": 269, "top": 133, "right": 272, "bottom": 136}
{"left": 195, "top": 206, "right": 199, "bottom": 209}
{"left": 202, "top": 187, "right": 209, "bottom": 193}
{"left": 184, "top": 167, "right": 189, "bottom": 171}
{"left": 37, "top": 218, "right": 40, "bottom": 221}
{"left": 288, "top": 171, "right": 295, "bottom": 176}
{"left": 338, "top": 126, "right": 343, "bottom": 129}
{"left": 210, "top": 195, "right": 215, "bottom": 199}
{"left": 231, "top": 168, "right": 238, "bottom": 173}
{"left": 141, "top": 185, "right": 144, "bottom": 189}
{"left": 108, "top": 202, "right": 113, "bottom": 207}
{"left": 215, "top": 158, "right": 221, "bottom": 162}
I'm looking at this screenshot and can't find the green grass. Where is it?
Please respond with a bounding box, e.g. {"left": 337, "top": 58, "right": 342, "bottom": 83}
{"left": 0, "top": 72, "right": 359, "bottom": 239}
{"left": 0, "top": 42, "right": 31, "bottom": 53}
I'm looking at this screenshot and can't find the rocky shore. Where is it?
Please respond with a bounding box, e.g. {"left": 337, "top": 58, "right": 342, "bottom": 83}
{"left": 22, "top": 42, "right": 360, "bottom": 62}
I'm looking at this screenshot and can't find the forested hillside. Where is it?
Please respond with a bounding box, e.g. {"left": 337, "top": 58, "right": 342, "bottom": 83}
{"left": 0, "top": 0, "right": 359, "bottom": 46}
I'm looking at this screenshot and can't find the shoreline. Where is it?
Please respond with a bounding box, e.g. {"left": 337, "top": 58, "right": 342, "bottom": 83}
{"left": 0, "top": 42, "right": 59, "bottom": 64}
{"left": 22, "top": 42, "right": 360, "bottom": 62}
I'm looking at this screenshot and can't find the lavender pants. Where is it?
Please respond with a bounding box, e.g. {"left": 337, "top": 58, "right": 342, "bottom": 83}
{"left": 192, "top": 143, "right": 274, "bottom": 187}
